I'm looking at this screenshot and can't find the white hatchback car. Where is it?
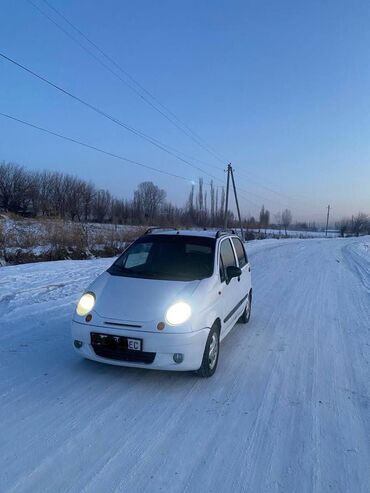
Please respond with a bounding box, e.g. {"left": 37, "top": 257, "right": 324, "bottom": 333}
{"left": 71, "top": 229, "right": 252, "bottom": 377}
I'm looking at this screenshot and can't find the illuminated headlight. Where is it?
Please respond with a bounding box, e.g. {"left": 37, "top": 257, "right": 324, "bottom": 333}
{"left": 165, "top": 302, "right": 191, "bottom": 326}
{"left": 76, "top": 292, "right": 96, "bottom": 316}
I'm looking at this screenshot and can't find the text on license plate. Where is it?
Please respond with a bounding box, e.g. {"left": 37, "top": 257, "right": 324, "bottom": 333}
{"left": 127, "top": 338, "right": 142, "bottom": 351}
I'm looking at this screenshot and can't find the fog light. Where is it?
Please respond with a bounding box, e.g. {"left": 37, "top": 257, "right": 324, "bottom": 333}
{"left": 173, "top": 353, "right": 184, "bottom": 364}
{"left": 74, "top": 340, "right": 83, "bottom": 349}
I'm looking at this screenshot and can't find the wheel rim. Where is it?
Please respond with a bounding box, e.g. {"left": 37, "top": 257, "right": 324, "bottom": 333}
{"left": 208, "top": 333, "right": 219, "bottom": 370}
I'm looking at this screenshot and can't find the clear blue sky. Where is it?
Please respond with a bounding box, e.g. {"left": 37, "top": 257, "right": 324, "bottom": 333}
{"left": 1, "top": 0, "right": 370, "bottom": 223}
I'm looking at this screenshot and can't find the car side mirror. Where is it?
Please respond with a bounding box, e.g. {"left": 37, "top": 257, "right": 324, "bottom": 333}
{"left": 226, "top": 265, "right": 242, "bottom": 282}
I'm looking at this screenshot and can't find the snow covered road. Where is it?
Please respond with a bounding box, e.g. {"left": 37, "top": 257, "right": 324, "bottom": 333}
{"left": 1, "top": 238, "right": 369, "bottom": 492}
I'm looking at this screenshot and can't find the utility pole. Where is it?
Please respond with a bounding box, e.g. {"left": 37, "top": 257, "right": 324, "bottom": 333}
{"left": 223, "top": 164, "right": 231, "bottom": 229}
{"left": 223, "top": 163, "right": 244, "bottom": 240}
{"left": 325, "top": 204, "right": 330, "bottom": 237}
{"left": 230, "top": 167, "right": 244, "bottom": 241}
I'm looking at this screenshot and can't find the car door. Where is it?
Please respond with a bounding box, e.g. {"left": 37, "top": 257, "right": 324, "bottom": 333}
{"left": 231, "top": 236, "right": 251, "bottom": 304}
{"left": 218, "top": 237, "right": 240, "bottom": 338}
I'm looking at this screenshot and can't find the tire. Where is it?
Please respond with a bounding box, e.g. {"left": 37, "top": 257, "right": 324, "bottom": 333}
{"left": 238, "top": 291, "right": 252, "bottom": 324}
{"left": 196, "top": 324, "right": 220, "bottom": 378}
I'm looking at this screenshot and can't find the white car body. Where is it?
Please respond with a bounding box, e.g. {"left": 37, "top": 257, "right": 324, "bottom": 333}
{"left": 71, "top": 229, "right": 252, "bottom": 374}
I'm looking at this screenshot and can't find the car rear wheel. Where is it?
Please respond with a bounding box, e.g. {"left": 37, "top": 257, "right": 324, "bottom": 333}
{"left": 196, "top": 325, "right": 220, "bottom": 378}
{"left": 239, "top": 291, "right": 252, "bottom": 324}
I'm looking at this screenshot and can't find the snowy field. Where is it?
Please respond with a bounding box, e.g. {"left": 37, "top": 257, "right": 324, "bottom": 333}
{"left": 0, "top": 237, "right": 369, "bottom": 492}
{"left": 248, "top": 228, "right": 339, "bottom": 238}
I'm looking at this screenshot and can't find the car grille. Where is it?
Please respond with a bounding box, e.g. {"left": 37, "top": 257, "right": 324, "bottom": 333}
{"left": 91, "top": 332, "right": 155, "bottom": 364}
{"left": 93, "top": 346, "right": 156, "bottom": 364}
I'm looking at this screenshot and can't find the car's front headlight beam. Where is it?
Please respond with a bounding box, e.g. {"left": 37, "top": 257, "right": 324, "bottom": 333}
{"left": 165, "top": 302, "right": 191, "bottom": 326}
{"left": 76, "top": 292, "right": 96, "bottom": 316}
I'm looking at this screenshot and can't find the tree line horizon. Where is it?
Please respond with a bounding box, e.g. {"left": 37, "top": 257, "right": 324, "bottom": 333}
{"left": 0, "top": 161, "right": 368, "bottom": 235}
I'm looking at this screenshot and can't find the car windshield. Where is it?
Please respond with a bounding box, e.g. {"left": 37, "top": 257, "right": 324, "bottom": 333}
{"left": 108, "top": 234, "right": 215, "bottom": 281}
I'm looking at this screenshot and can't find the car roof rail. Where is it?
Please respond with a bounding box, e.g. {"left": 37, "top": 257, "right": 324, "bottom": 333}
{"left": 215, "top": 228, "right": 236, "bottom": 238}
{"left": 144, "top": 227, "right": 179, "bottom": 235}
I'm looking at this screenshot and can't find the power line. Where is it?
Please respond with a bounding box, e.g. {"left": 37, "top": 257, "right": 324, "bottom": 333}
{"left": 236, "top": 183, "right": 312, "bottom": 214}
{"left": 31, "top": 0, "right": 225, "bottom": 176}
{"left": 1, "top": 52, "right": 264, "bottom": 210}
{"left": 0, "top": 112, "right": 193, "bottom": 182}
{"left": 0, "top": 50, "right": 316, "bottom": 214}
{"left": 27, "top": 0, "right": 227, "bottom": 165}
{"left": 3, "top": 4, "right": 326, "bottom": 217}
{"left": 235, "top": 168, "right": 323, "bottom": 212}
{"left": 16, "top": 4, "right": 324, "bottom": 213}
{"left": 2, "top": 112, "right": 248, "bottom": 207}
{"left": 0, "top": 111, "right": 307, "bottom": 215}
{"left": 2, "top": 111, "right": 265, "bottom": 213}
{"left": 0, "top": 51, "right": 226, "bottom": 185}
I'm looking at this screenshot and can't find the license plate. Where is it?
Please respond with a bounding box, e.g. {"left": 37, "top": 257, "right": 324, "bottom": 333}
{"left": 91, "top": 333, "right": 142, "bottom": 351}
{"left": 127, "top": 338, "right": 142, "bottom": 351}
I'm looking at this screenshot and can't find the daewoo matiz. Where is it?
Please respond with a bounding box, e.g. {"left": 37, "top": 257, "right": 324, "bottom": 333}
{"left": 71, "top": 229, "right": 252, "bottom": 377}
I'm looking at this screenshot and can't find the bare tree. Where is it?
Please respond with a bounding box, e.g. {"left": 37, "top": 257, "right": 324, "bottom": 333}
{"left": 49, "top": 172, "right": 67, "bottom": 218}
{"left": 93, "top": 189, "right": 112, "bottom": 223}
{"left": 210, "top": 180, "right": 215, "bottom": 225}
{"left": 64, "top": 175, "right": 86, "bottom": 221}
{"left": 32, "top": 171, "right": 54, "bottom": 216}
{"left": 259, "top": 205, "right": 270, "bottom": 232}
{"left": 0, "top": 162, "right": 33, "bottom": 213}
{"left": 281, "top": 209, "right": 293, "bottom": 235}
{"left": 219, "top": 187, "right": 225, "bottom": 224}
{"left": 337, "top": 218, "right": 350, "bottom": 237}
{"left": 195, "top": 177, "right": 204, "bottom": 224}
{"left": 246, "top": 216, "right": 256, "bottom": 228}
{"left": 215, "top": 187, "right": 219, "bottom": 218}
{"left": 80, "top": 181, "right": 96, "bottom": 222}
{"left": 187, "top": 183, "right": 195, "bottom": 225}
{"left": 133, "top": 181, "right": 166, "bottom": 223}
{"left": 274, "top": 211, "right": 282, "bottom": 235}
{"left": 352, "top": 212, "right": 369, "bottom": 236}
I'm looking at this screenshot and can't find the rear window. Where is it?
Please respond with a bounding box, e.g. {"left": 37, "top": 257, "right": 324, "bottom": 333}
{"left": 108, "top": 234, "right": 215, "bottom": 281}
{"left": 232, "top": 237, "right": 247, "bottom": 267}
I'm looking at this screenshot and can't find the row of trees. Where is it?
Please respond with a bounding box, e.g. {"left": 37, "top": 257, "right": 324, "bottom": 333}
{"left": 0, "top": 161, "right": 295, "bottom": 230}
{"left": 0, "top": 161, "right": 232, "bottom": 226}
{"left": 2, "top": 161, "right": 368, "bottom": 234}
{"left": 255, "top": 205, "right": 292, "bottom": 234}
{"left": 336, "top": 214, "right": 370, "bottom": 237}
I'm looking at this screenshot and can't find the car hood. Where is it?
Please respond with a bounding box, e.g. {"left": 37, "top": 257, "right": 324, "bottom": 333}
{"left": 90, "top": 272, "right": 200, "bottom": 323}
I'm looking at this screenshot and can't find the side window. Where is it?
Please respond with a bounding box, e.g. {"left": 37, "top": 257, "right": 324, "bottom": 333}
{"left": 219, "top": 239, "right": 237, "bottom": 282}
{"left": 232, "top": 237, "right": 248, "bottom": 267}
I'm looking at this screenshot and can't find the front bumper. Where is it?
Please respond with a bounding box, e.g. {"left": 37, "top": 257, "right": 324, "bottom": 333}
{"left": 71, "top": 321, "right": 209, "bottom": 371}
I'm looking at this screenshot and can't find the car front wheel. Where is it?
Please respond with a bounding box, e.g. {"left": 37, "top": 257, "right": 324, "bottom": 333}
{"left": 196, "top": 325, "right": 220, "bottom": 378}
